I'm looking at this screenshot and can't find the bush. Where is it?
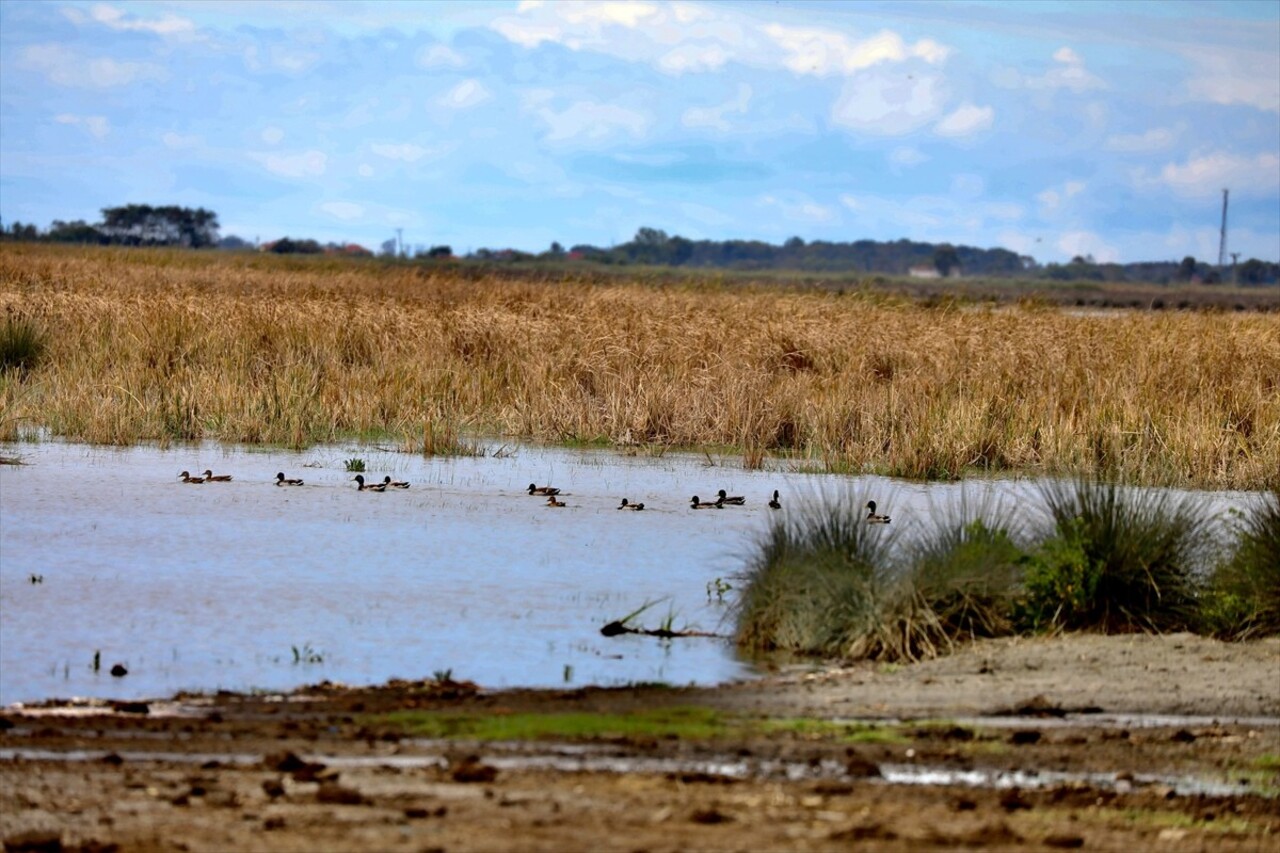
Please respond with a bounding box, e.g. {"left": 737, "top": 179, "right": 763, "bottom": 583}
{"left": 0, "top": 313, "right": 47, "bottom": 373}
{"left": 1201, "top": 490, "right": 1280, "bottom": 639}
{"left": 1023, "top": 479, "right": 1213, "bottom": 632}
{"left": 734, "top": 488, "right": 895, "bottom": 657}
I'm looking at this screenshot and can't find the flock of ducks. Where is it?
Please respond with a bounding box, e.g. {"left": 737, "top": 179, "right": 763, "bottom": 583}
{"left": 178, "top": 469, "right": 891, "bottom": 522}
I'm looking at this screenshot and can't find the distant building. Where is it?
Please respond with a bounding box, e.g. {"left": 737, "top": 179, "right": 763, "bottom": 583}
{"left": 908, "top": 264, "right": 961, "bottom": 279}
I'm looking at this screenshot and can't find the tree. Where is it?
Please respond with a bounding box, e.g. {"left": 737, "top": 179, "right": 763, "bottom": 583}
{"left": 1178, "top": 256, "right": 1197, "bottom": 281}
{"left": 548, "top": 241, "right": 565, "bottom": 255}
{"left": 379, "top": 239, "right": 398, "bottom": 257}
{"left": 98, "top": 204, "right": 219, "bottom": 247}
{"left": 46, "top": 220, "right": 104, "bottom": 243}
{"left": 934, "top": 244, "right": 959, "bottom": 277}
{"left": 427, "top": 245, "right": 452, "bottom": 258}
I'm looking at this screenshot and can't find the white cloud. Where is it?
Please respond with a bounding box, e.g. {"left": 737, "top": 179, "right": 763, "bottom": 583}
{"left": 63, "top": 4, "right": 196, "bottom": 37}
{"left": 491, "top": 1, "right": 950, "bottom": 81}
{"left": 1037, "top": 180, "right": 1085, "bottom": 214}
{"left": 841, "top": 192, "right": 1022, "bottom": 238}
{"left": 270, "top": 46, "right": 320, "bottom": 74}
{"left": 20, "top": 43, "right": 164, "bottom": 88}
{"left": 1147, "top": 152, "right": 1280, "bottom": 198}
{"left": 439, "top": 79, "right": 491, "bottom": 110}
{"left": 934, "top": 103, "right": 993, "bottom": 137}
{"left": 371, "top": 143, "right": 425, "bottom": 161}
{"left": 526, "top": 96, "right": 651, "bottom": 144}
{"left": 681, "top": 84, "right": 751, "bottom": 131}
{"left": 162, "top": 131, "right": 201, "bottom": 148}
{"left": 762, "top": 24, "right": 948, "bottom": 76}
{"left": 831, "top": 71, "right": 946, "bottom": 136}
{"left": 994, "top": 46, "right": 1104, "bottom": 94}
{"left": 416, "top": 43, "right": 466, "bottom": 68}
{"left": 759, "top": 193, "right": 835, "bottom": 223}
{"left": 1107, "top": 127, "right": 1177, "bottom": 152}
{"left": 358, "top": 163, "right": 375, "bottom": 178}
{"left": 55, "top": 113, "right": 111, "bottom": 139}
{"left": 888, "top": 146, "right": 928, "bottom": 168}
{"left": 261, "top": 127, "right": 285, "bottom": 145}
{"left": 1057, "top": 230, "right": 1118, "bottom": 263}
{"left": 319, "top": 201, "right": 365, "bottom": 220}
{"left": 250, "top": 150, "right": 327, "bottom": 178}
{"left": 659, "top": 43, "right": 731, "bottom": 74}
{"left": 1184, "top": 49, "right": 1279, "bottom": 112}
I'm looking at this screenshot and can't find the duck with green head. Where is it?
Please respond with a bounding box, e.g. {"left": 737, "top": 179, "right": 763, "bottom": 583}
{"left": 865, "top": 500, "right": 891, "bottom": 524}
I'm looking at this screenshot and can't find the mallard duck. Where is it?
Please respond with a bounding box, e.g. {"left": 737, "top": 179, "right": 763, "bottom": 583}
{"left": 353, "top": 474, "right": 386, "bottom": 492}
{"left": 618, "top": 498, "right": 645, "bottom": 511}
{"left": 768, "top": 489, "right": 781, "bottom": 510}
{"left": 865, "top": 500, "right": 891, "bottom": 524}
{"left": 546, "top": 495, "right": 566, "bottom": 507}
{"left": 201, "top": 469, "right": 232, "bottom": 482}
{"left": 179, "top": 471, "right": 205, "bottom": 484}
{"left": 275, "top": 472, "right": 304, "bottom": 486}
{"left": 717, "top": 489, "right": 746, "bottom": 506}
{"left": 691, "top": 495, "right": 722, "bottom": 509}
{"left": 382, "top": 476, "right": 410, "bottom": 489}
{"left": 528, "top": 483, "right": 560, "bottom": 496}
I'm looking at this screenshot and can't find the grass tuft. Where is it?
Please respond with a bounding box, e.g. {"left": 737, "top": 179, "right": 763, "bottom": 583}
{"left": 0, "top": 312, "right": 46, "bottom": 373}
{"left": 1200, "top": 490, "right": 1280, "bottom": 639}
{"left": 1022, "top": 479, "right": 1213, "bottom": 633}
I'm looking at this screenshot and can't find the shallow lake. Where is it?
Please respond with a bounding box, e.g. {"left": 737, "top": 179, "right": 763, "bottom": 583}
{"left": 0, "top": 441, "right": 1257, "bottom": 706}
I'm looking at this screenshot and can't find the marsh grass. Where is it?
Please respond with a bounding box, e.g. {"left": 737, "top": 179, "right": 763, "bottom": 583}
{"left": 1, "top": 244, "right": 1277, "bottom": 486}
{"left": 736, "top": 480, "right": 1265, "bottom": 663}
{"left": 1023, "top": 479, "right": 1213, "bottom": 632}
{"left": 0, "top": 312, "right": 46, "bottom": 373}
{"left": 1201, "top": 490, "right": 1280, "bottom": 639}
{"left": 735, "top": 487, "right": 897, "bottom": 657}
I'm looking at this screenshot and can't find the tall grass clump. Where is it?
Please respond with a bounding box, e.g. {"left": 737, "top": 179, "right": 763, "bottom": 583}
{"left": 1201, "top": 490, "right": 1280, "bottom": 639}
{"left": 890, "top": 495, "right": 1026, "bottom": 657}
{"left": 735, "top": 488, "right": 896, "bottom": 658}
{"left": 0, "top": 312, "right": 46, "bottom": 373}
{"left": 1020, "top": 478, "right": 1214, "bottom": 633}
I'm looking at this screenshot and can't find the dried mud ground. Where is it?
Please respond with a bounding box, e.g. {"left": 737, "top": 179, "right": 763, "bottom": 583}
{"left": 3, "top": 634, "right": 1278, "bottom": 853}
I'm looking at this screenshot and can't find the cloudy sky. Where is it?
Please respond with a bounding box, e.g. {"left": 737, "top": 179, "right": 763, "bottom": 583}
{"left": 1, "top": 0, "right": 1277, "bottom": 263}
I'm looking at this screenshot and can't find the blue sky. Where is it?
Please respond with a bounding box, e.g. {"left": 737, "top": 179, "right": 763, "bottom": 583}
{"left": 1, "top": 0, "right": 1277, "bottom": 263}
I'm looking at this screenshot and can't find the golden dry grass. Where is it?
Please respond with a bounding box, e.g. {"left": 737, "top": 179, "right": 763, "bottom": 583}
{"left": 2, "top": 243, "right": 1277, "bottom": 488}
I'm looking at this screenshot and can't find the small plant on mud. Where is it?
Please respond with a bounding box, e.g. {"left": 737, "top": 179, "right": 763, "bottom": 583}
{"left": 431, "top": 668, "right": 454, "bottom": 684}
{"left": 343, "top": 457, "right": 366, "bottom": 472}
{"left": 92, "top": 650, "right": 100, "bottom": 672}
{"left": 291, "top": 643, "right": 324, "bottom": 664}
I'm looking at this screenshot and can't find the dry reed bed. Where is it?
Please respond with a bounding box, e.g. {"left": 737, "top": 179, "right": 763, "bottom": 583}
{"left": 2, "top": 244, "right": 1277, "bottom": 488}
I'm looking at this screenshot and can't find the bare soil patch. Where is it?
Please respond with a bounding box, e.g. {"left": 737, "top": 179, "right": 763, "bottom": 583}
{"left": 3, "top": 634, "right": 1277, "bottom": 852}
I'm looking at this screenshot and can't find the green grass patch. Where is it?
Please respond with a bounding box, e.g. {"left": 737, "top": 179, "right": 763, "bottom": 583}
{"left": 1200, "top": 491, "right": 1280, "bottom": 639}
{"left": 759, "top": 718, "right": 907, "bottom": 744}
{"left": 0, "top": 313, "right": 46, "bottom": 373}
{"left": 379, "top": 706, "right": 728, "bottom": 741}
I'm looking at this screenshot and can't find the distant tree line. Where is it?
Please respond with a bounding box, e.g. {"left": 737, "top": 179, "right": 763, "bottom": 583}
{"left": 2, "top": 205, "right": 220, "bottom": 248}
{"left": 4, "top": 214, "right": 1277, "bottom": 284}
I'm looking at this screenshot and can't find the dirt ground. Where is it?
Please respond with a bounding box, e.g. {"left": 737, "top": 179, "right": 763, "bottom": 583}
{"left": 2, "top": 633, "right": 1278, "bottom": 852}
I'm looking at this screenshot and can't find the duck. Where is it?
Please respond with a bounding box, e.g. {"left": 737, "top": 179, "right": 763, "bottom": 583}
{"left": 690, "top": 495, "right": 723, "bottom": 509}
{"left": 768, "top": 489, "right": 782, "bottom": 510}
{"left": 546, "top": 495, "right": 566, "bottom": 507}
{"left": 618, "top": 498, "right": 645, "bottom": 511}
{"left": 382, "top": 475, "right": 411, "bottom": 489}
{"left": 717, "top": 489, "right": 746, "bottom": 506}
{"left": 179, "top": 471, "right": 205, "bottom": 484}
{"left": 275, "top": 472, "right": 304, "bottom": 486}
{"left": 528, "top": 483, "right": 560, "bottom": 496}
{"left": 353, "top": 474, "right": 387, "bottom": 492}
{"left": 865, "top": 500, "right": 891, "bottom": 524}
{"left": 200, "top": 469, "right": 232, "bottom": 482}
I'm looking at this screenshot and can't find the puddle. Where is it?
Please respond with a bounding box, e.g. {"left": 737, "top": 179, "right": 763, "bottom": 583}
{"left": 1, "top": 440, "right": 1262, "bottom": 706}
{"left": 0, "top": 745, "right": 1260, "bottom": 799}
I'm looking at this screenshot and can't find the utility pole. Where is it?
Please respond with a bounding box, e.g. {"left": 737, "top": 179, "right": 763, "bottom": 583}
{"left": 395, "top": 228, "right": 403, "bottom": 258}
{"left": 1230, "top": 252, "right": 1240, "bottom": 285}
{"left": 1217, "top": 188, "right": 1229, "bottom": 269}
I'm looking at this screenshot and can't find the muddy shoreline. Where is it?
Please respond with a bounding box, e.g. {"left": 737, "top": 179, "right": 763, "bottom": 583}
{"left": 3, "top": 634, "right": 1278, "bottom": 852}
